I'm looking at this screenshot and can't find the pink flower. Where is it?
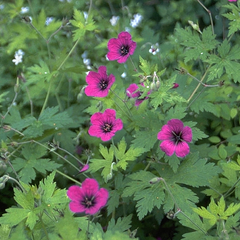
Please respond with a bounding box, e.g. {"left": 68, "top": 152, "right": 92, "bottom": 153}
{"left": 107, "top": 32, "right": 137, "bottom": 63}
{"left": 67, "top": 178, "right": 109, "bottom": 215}
{"left": 85, "top": 66, "right": 115, "bottom": 97}
{"left": 228, "top": 0, "right": 237, "bottom": 2}
{"left": 88, "top": 109, "right": 123, "bottom": 141}
{"left": 157, "top": 119, "right": 192, "bottom": 158}
{"left": 126, "top": 83, "right": 151, "bottom": 106}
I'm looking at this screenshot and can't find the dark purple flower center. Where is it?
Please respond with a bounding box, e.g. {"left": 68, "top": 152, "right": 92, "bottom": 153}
{"left": 172, "top": 131, "right": 182, "bottom": 144}
{"left": 81, "top": 195, "right": 95, "bottom": 208}
{"left": 120, "top": 45, "right": 129, "bottom": 56}
{"left": 102, "top": 122, "right": 113, "bottom": 133}
{"left": 98, "top": 78, "right": 108, "bottom": 90}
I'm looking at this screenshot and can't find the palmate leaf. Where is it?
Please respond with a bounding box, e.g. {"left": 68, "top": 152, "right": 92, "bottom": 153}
{"left": 175, "top": 26, "right": 219, "bottom": 62}
{"left": 22, "top": 107, "right": 73, "bottom": 138}
{"left": 89, "top": 144, "right": 114, "bottom": 182}
{"left": 70, "top": 9, "right": 97, "bottom": 41}
{"left": 115, "top": 138, "right": 145, "bottom": 170}
{"left": 223, "top": 2, "right": 240, "bottom": 36}
{"left": 122, "top": 171, "right": 165, "bottom": 220}
{"left": 206, "top": 40, "right": 240, "bottom": 83}
{"left": 150, "top": 75, "right": 186, "bottom": 109}
{"left": 12, "top": 144, "right": 61, "bottom": 183}
{"left": 107, "top": 215, "right": 132, "bottom": 233}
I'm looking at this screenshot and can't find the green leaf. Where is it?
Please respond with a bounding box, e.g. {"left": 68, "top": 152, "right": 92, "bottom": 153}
{"left": 163, "top": 183, "right": 198, "bottom": 213}
{"left": 175, "top": 26, "right": 219, "bottom": 62}
{"left": 107, "top": 215, "right": 132, "bottom": 233}
{"left": 223, "top": 3, "right": 240, "bottom": 36}
{"left": 89, "top": 144, "right": 114, "bottom": 182}
{"left": 209, "top": 136, "right": 221, "bottom": 143}
{"left": 70, "top": 9, "right": 96, "bottom": 41}
{"left": 206, "top": 40, "right": 240, "bottom": 83}
{"left": 0, "top": 208, "right": 30, "bottom": 227}
{"left": 12, "top": 144, "right": 61, "bottom": 183}
{"left": 182, "top": 231, "right": 207, "bottom": 240}
{"left": 138, "top": 56, "right": 158, "bottom": 76}
{"left": 27, "top": 60, "right": 57, "bottom": 84}
{"left": 38, "top": 106, "right": 73, "bottom": 129}
{"left": 115, "top": 138, "right": 145, "bottom": 170}
{"left": 122, "top": 171, "right": 165, "bottom": 220}
{"left": 39, "top": 171, "right": 68, "bottom": 205}
{"left": 193, "top": 207, "right": 217, "bottom": 226}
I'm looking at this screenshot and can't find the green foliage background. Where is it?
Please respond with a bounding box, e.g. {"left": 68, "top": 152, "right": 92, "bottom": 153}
{"left": 0, "top": 0, "right": 240, "bottom": 239}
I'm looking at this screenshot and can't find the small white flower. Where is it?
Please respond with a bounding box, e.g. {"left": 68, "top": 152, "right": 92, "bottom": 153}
{"left": 0, "top": 4, "right": 5, "bottom": 10}
{"left": 21, "top": 7, "right": 29, "bottom": 14}
{"left": 83, "top": 11, "right": 88, "bottom": 20}
{"left": 81, "top": 51, "right": 88, "bottom": 59}
{"left": 121, "top": 72, "right": 127, "bottom": 78}
{"left": 130, "top": 13, "right": 143, "bottom": 28}
{"left": 125, "top": 27, "right": 131, "bottom": 33}
{"left": 110, "top": 16, "right": 119, "bottom": 26}
{"left": 12, "top": 55, "right": 23, "bottom": 65}
{"left": 46, "top": 17, "right": 54, "bottom": 26}
{"left": 149, "top": 44, "right": 160, "bottom": 55}
{"left": 83, "top": 58, "right": 91, "bottom": 66}
{"left": 15, "top": 49, "right": 25, "bottom": 57}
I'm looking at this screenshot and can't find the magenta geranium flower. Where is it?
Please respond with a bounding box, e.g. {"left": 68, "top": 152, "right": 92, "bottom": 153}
{"left": 85, "top": 66, "right": 115, "bottom": 97}
{"left": 157, "top": 119, "right": 192, "bottom": 158}
{"left": 228, "top": 0, "right": 237, "bottom": 2}
{"left": 67, "top": 178, "right": 109, "bottom": 215}
{"left": 126, "top": 83, "right": 151, "bottom": 106}
{"left": 88, "top": 109, "right": 123, "bottom": 141}
{"left": 107, "top": 31, "right": 137, "bottom": 63}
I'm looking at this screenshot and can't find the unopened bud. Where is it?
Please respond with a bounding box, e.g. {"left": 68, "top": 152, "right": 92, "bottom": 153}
{"left": 97, "top": 101, "right": 103, "bottom": 111}
{"left": 188, "top": 20, "right": 202, "bottom": 34}
{"left": 0, "top": 175, "right": 9, "bottom": 189}
{"left": 62, "top": 18, "right": 69, "bottom": 26}
{"left": 172, "top": 83, "right": 179, "bottom": 89}
{"left": 22, "top": 16, "right": 32, "bottom": 23}
{"left": 3, "top": 125, "right": 11, "bottom": 131}
{"left": 149, "top": 177, "right": 161, "bottom": 184}
{"left": 0, "top": 161, "right": 7, "bottom": 175}
{"left": 150, "top": 82, "right": 156, "bottom": 91}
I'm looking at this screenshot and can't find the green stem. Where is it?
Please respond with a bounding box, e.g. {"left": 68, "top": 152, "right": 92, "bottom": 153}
{"left": 38, "top": 213, "right": 50, "bottom": 240}
{"left": 8, "top": 176, "right": 26, "bottom": 193}
{"left": 187, "top": 66, "right": 210, "bottom": 103}
{"left": 110, "top": 89, "right": 132, "bottom": 118}
{"left": 55, "top": 170, "right": 82, "bottom": 185}
{"left": 129, "top": 56, "right": 138, "bottom": 72}
{"left": 224, "top": 176, "right": 240, "bottom": 198}
{"left": 32, "top": 141, "right": 80, "bottom": 171}
{"left": 58, "top": 146, "right": 84, "bottom": 165}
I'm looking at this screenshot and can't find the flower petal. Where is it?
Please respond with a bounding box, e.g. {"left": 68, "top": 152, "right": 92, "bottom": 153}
{"left": 67, "top": 185, "right": 84, "bottom": 202}
{"left": 84, "top": 188, "right": 109, "bottom": 215}
{"left": 160, "top": 140, "right": 176, "bottom": 156}
{"left": 69, "top": 201, "right": 86, "bottom": 213}
{"left": 167, "top": 119, "right": 184, "bottom": 133}
{"left": 175, "top": 141, "right": 190, "bottom": 158}
{"left": 97, "top": 66, "right": 107, "bottom": 79}
{"left": 157, "top": 125, "right": 173, "bottom": 140}
{"left": 81, "top": 178, "right": 99, "bottom": 196}
{"left": 182, "top": 126, "right": 192, "bottom": 142}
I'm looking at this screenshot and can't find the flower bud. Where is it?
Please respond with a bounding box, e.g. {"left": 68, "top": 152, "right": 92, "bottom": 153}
{"left": 0, "top": 161, "right": 7, "bottom": 175}
{"left": 149, "top": 177, "right": 161, "bottom": 184}
{"left": 172, "top": 83, "right": 179, "bottom": 89}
